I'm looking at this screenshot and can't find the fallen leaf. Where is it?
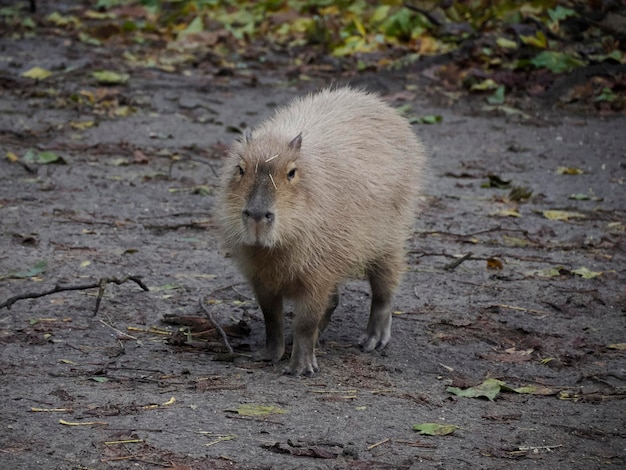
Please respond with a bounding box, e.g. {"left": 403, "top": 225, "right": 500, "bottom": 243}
{"left": 527, "top": 266, "right": 567, "bottom": 278}
{"left": 23, "top": 149, "right": 66, "bottom": 164}
{"left": 0, "top": 260, "right": 47, "bottom": 280}
{"left": 6, "top": 151, "right": 19, "bottom": 163}
{"left": 487, "top": 86, "right": 505, "bottom": 105}
{"left": 412, "top": 423, "right": 458, "bottom": 436}
{"left": 482, "top": 174, "right": 511, "bottom": 189}
{"left": 496, "top": 37, "right": 517, "bottom": 49}
{"left": 501, "top": 384, "right": 559, "bottom": 395}
{"left": 92, "top": 70, "right": 129, "bottom": 85}
{"left": 571, "top": 267, "right": 602, "bottom": 279}
{"left": 509, "top": 186, "right": 533, "bottom": 201}
{"left": 409, "top": 115, "right": 443, "bottom": 124}
{"left": 607, "top": 343, "right": 626, "bottom": 350}
{"left": 22, "top": 67, "right": 52, "bottom": 80}
{"left": 447, "top": 378, "right": 504, "bottom": 401}
{"left": 487, "top": 258, "right": 504, "bottom": 270}
{"left": 493, "top": 208, "right": 521, "bottom": 218}
{"left": 70, "top": 120, "right": 95, "bottom": 130}
{"left": 542, "top": 210, "right": 585, "bottom": 221}
{"left": 228, "top": 404, "right": 286, "bottom": 416}
{"left": 557, "top": 166, "right": 584, "bottom": 175}
{"left": 531, "top": 50, "right": 585, "bottom": 73}
{"left": 471, "top": 78, "right": 499, "bottom": 91}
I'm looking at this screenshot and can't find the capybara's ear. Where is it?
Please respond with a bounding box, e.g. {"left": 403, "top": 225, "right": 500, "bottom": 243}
{"left": 289, "top": 132, "right": 302, "bottom": 151}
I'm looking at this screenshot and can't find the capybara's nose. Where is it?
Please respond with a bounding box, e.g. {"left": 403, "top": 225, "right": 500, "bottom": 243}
{"left": 242, "top": 209, "right": 274, "bottom": 223}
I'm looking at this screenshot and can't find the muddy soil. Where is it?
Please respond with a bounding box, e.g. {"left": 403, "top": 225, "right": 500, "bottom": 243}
{"left": 1, "top": 27, "right": 625, "bottom": 470}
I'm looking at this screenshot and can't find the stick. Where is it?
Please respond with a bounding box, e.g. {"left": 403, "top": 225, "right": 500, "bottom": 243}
{"left": 0, "top": 275, "right": 149, "bottom": 314}
{"left": 199, "top": 296, "right": 233, "bottom": 354}
{"left": 443, "top": 252, "right": 473, "bottom": 271}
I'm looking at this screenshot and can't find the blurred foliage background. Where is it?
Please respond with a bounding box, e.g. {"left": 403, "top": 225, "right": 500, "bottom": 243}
{"left": 3, "top": 0, "right": 625, "bottom": 111}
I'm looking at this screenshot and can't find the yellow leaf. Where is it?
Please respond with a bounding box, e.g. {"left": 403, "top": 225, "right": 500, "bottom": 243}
{"left": 471, "top": 78, "right": 498, "bottom": 91}
{"left": 556, "top": 166, "right": 583, "bottom": 175}
{"left": 354, "top": 18, "right": 367, "bottom": 37}
{"left": 114, "top": 106, "right": 132, "bottom": 117}
{"left": 607, "top": 343, "right": 626, "bottom": 350}
{"left": 319, "top": 5, "right": 339, "bottom": 15}
{"left": 70, "top": 120, "right": 95, "bottom": 130}
{"left": 497, "top": 37, "right": 517, "bottom": 49}
{"left": 79, "top": 260, "right": 91, "bottom": 268}
{"left": 6, "top": 151, "right": 19, "bottom": 163}
{"left": 494, "top": 208, "right": 521, "bottom": 218}
{"left": 520, "top": 31, "right": 547, "bottom": 48}
{"left": 542, "top": 210, "right": 585, "bottom": 221}
{"left": 501, "top": 236, "right": 528, "bottom": 247}
{"left": 230, "top": 404, "right": 286, "bottom": 416}
{"left": 22, "top": 67, "right": 52, "bottom": 80}
{"left": 79, "top": 90, "right": 95, "bottom": 103}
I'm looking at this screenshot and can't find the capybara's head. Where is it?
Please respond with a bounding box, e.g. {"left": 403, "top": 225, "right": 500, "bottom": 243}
{"left": 220, "top": 131, "right": 306, "bottom": 248}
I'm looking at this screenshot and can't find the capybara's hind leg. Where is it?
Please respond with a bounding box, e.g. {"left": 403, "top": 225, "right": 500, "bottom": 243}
{"left": 361, "top": 255, "right": 402, "bottom": 351}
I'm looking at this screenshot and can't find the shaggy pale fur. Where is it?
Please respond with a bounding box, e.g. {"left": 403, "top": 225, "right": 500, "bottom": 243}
{"left": 218, "top": 87, "right": 426, "bottom": 376}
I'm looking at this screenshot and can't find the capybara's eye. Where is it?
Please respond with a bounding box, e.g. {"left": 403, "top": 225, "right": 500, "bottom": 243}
{"left": 287, "top": 168, "right": 297, "bottom": 181}
{"left": 236, "top": 165, "right": 245, "bottom": 176}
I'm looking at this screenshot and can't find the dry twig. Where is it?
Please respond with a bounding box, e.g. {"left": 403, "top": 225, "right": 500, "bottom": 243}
{"left": 443, "top": 252, "right": 473, "bottom": 271}
{"left": 0, "top": 275, "right": 149, "bottom": 314}
{"left": 199, "top": 296, "right": 234, "bottom": 354}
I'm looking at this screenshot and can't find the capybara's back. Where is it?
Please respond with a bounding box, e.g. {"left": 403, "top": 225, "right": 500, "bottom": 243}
{"left": 219, "top": 87, "right": 426, "bottom": 376}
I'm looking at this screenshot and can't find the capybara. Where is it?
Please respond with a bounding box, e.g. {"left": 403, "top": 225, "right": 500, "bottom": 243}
{"left": 218, "top": 87, "right": 426, "bottom": 376}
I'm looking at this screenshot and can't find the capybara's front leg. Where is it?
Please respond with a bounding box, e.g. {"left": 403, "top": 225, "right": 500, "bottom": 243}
{"left": 252, "top": 282, "right": 285, "bottom": 363}
{"left": 284, "top": 294, "right": 328, "bottom": 376}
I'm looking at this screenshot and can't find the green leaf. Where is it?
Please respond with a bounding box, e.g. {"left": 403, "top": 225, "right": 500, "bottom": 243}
{"left": 90, "top": 376, "right": 109, "bottom": 383}
{"left": 481, "top": 174, "right": 511, "bottom": 189}
{"left": 447, "top": 378, "right": 504, "bottom": 401}
{"left": 23, "top": 149, "right": 66, "bottom": 164}
{"left": 496, "top": 37, "right": 517, "bottom": 49}
{"left": 228, "top": 404, "right": 286, "bottom": 416}
{"left": 92, "top": 70, "right": 129, "bottom": 85}
{"left": 487, "top": 85, "right": 505, "bottom": 105}
{"left": 177, "top": 16, "right": 204, "bottom": 40}
{"left": 520, "top": 31, "right": 547, "bottom": 49}
{"left": 548, "top": 6, "right": 576, "bottom": 22}
{"left": 571, "top": 267, "right": 602, "bottom": 279}
{"left": 509, "top": 186, "right": 532, "bottom": 201}
{"left": 22, "top": 67, "right": 52, "bottom": 80}
{"left": 412, "top": 423, "right": 458, "bottom": 436}
{"left": 0, "top": 260, "right": 48, "bottom": 280}
{"left": 595, "top": 87, "right": 616, "bottom": 103}
{"left": 409, "top": 115, "right": 443, "bottom": 125}
{"left": 531, "top": 51, "right": 585, "bottom": 74}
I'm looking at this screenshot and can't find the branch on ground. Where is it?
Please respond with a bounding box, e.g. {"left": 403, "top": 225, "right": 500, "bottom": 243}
{"left": 0, "top": 275, "right": 149, "bottom": 314}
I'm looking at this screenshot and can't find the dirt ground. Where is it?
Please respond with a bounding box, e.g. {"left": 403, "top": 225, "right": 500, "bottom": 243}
{"left": 1, "top": 21, "right": 626, "bottom": 470}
